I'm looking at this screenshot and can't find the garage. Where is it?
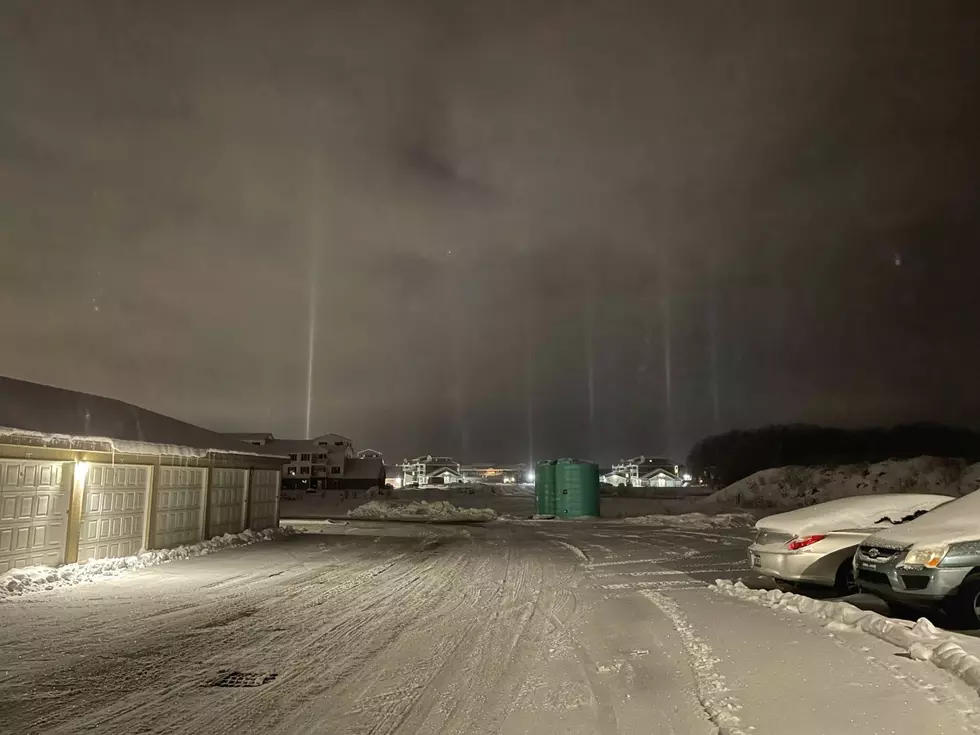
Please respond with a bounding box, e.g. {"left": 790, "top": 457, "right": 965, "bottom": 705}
{"left": 0, "top": 459, "right": 70, "bottom": 574}
{"left": 208, "top": 468, "right": 248, "bottom": 537}
{"left": 152, "top": 467, "right": 207, "bottom": 548}
{"left": 77, "top": 463, "right": 150, "bottom": 561}
{"left": 0, "top": 376, "right": 287, "bottom": 568}
{"left": 248, "top": 469, "right": 280, "bottom": 531}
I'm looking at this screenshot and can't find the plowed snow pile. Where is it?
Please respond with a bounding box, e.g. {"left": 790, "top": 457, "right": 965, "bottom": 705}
{"left": 707, "top": 456, "right": 980, "bottom": 510}
{"left": 712, "top": 579, "right": 980, "bottom": 694}
{"left": 0, "top": 527, "right": 296, "bottom": 600}
{"left": 349, "top": 500, "right": 497, "bottom": 522}
{"left": 623, "top": 512, "right": 755, "bottom": 528}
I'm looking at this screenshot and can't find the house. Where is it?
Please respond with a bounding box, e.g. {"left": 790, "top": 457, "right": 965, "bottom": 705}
{"left": 460, "top": 462, "right": 530, "bottom": 484}
{"left": 227, "top": 432, "right": 386, "bottom": 491}
{"left": 400, "top": 456, "right": 463, "bottom": 485}
{"left": 0, "top": 376, "right": 286, "bottom": 574}
{"left": 242, "top": 434, "right": 354, "bottom": 492}
{"left": 342, "top": 457, "right": 385, "bottom": 490}
{"left": 601, "top": 456, "right": 692, "bottom": 488}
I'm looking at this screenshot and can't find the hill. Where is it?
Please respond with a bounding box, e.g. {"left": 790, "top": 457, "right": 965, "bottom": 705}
{"left": 705, "top": 456, "right": 980, "bottom": 510}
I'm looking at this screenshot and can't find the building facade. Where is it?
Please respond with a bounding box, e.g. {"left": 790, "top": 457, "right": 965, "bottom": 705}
{"left": 0, "top": 377, "right": 285, "bottom": 574}
{"left": 400, "top": 456, "right": 463, "bottom": 485}
{"left": 228, "top": 433, "right": 386, "bottom": 491}
{"left": 459, "top": 463, "right": 531, "bottom": 484}
{"left": 601, "top": 456, "right": 692, "bottom": 488}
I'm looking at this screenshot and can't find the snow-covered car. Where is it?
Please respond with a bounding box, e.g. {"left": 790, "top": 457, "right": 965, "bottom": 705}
{"left": 749, "top": 494, "right": 953, "bottom": 593}
{"left": 855, "top": 489, "right": 980, "bottom": 625}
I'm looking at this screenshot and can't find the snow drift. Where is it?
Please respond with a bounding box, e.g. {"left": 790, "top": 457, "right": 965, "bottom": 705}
{"left": 708, "top": 457, "right": 980, "bottom": 511}
{"left": 712, "top": 579, "right": 980, "bottom": 695}
{"left": 348, "top": 500, "right": 497, "bottom": 522}
{"left": 623, "top": 512, "right": 755, "bottom": 529}
{"left": 0, "top": 527, "right": 296, "bottom": 600}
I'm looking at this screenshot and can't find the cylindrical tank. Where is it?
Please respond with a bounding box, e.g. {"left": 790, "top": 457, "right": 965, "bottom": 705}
{"left": 535, "top": 460, "right": 557, "bottom": 515}
{"left": 556, "top": 459, "right": 601, "bottom": 518}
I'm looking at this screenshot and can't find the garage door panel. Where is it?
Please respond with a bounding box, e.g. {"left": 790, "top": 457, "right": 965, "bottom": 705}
{"left": 77, "top": 463, "right": 149, "bottom": 562}
{"left": 208, "top": 469, "right": 246, "bottom": 537}
{"left": 152, "top": 467, "right": 205, "bottom": 549}
{"left": 248, "top": 470, "right": 279, "bottom": 531}
{"left": 0, "top": 460, "right": 70, "bottom": 574}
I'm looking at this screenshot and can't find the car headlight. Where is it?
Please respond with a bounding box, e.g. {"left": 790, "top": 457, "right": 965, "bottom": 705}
{"left": 903, "top": 544, "right": 950, "bottom": 568}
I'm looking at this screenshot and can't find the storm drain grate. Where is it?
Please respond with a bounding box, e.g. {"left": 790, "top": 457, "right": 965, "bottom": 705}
{"left": 210, "top": 671, "right": 278, "bottom": 688}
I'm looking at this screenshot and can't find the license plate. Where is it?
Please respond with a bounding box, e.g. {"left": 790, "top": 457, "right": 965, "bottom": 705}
{"left": 858, "top": 562, "right": 877, "bottom": 571}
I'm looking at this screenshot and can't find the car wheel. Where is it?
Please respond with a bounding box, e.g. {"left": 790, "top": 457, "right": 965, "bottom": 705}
{"left": 945, "top": 575, "right": 980, "bottom": 629}
{"left": 834, "top": 560, "right": 858, "bottom": 596}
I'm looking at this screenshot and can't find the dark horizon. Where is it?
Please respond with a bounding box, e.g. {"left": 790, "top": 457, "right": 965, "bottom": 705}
{"left": 3, "top": 1, "right": 979, "bottom": 465}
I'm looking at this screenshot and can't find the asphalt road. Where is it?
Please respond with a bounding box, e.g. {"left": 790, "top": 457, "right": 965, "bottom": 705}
{"left": 2, "top": 520, "right": 978, "bottom": 734}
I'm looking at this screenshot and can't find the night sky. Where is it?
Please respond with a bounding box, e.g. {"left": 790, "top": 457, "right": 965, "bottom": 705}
{"left": 2, "top": 1, "right": 979, "bottom": 464}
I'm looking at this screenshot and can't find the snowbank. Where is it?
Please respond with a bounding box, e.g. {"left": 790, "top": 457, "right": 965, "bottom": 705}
{"left": 0, "top": 527, "right": 296, "bottom": 600}
{"left": 402, "top": 483, "right": 534, "bottom": 497}
{"left": 623, "top": 512, "right": 756, "bottom": 529}
{"left": 712, "top": 580, "right": 980, "bottom": 694}
{"left": 348, "top": 500, "right": 497, "bottom": 522}
{"left": 708, "top": 457, "right": 980, "bottom": 511}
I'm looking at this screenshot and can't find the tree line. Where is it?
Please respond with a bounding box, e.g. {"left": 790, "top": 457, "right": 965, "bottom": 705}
{"left": 687, "top": 423, "right": 980, "bottom": 489}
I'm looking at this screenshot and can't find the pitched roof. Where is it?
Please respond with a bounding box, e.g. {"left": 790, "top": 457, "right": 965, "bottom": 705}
{"left": 261, "top": 438, "right": 325, "bottom": 455}
{"left": 0, "top": 376, "right": 286, "bottom": 459}
{"left": 226, "top": 432, "right": 274, "bottom": 443}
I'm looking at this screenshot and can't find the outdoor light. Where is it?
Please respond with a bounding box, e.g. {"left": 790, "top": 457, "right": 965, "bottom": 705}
{"left": 527, "top": 471, "right": 535, "bottom": 483}
{"left": 75, "top": 461, "right": 90, "bottom": 483}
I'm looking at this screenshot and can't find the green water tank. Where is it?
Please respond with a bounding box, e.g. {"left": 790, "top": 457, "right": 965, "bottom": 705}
{"left": 556, "top": 459, "right": 601, "bottom": 518}
{"left": 535, "top": 460, "right": 557, "bottom": 515}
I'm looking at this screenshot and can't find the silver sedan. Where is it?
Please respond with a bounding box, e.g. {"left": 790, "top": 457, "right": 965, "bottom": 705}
{"left": 748, "top": 494, "right": 952, "bottom": 593}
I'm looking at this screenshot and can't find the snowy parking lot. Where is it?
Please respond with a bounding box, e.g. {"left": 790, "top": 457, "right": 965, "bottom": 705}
{"left": 4, "top": 520, "right": 980, "bottom": 734}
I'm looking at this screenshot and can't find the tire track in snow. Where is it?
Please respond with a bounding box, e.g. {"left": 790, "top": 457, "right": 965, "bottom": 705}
{"left": 642, "top": 590, "right": 749, "bottom": 735}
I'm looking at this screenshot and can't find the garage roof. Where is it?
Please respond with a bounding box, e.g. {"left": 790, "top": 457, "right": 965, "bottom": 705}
{"left": 0, "top": 376, "right": 287, "bottom": 459}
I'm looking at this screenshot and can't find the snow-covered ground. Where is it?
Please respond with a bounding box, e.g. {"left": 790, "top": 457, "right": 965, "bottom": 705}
{"left": 282, "top": 483, "right": 708, "bottom": 521}
{"left": 709, "top": 456, "right": 980, "bottom": 510}
{"left": 0, "top": 527, "right": 293, "bottom": 600}
{"left": 3, "top": 519, "right": 980, "bottom": 734}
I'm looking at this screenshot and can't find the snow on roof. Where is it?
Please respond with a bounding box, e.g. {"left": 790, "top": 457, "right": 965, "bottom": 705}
{"left": 0, "top": 376, "right": 286, "bottom": 459}
{"left": 638, "top": 468, "right": 681, "bottom": 480}
{"left": 429, "top": 466, "right": 463, "bottom": 476}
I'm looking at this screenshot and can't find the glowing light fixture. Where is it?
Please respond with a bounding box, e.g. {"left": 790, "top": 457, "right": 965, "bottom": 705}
{"left": 75, "top": 461, "right": 90, "bottom": 483}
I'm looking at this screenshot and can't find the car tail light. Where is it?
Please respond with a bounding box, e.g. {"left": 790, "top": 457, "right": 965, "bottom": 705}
{"left": 786, "top": 534, "right": 826, "bottom": 551}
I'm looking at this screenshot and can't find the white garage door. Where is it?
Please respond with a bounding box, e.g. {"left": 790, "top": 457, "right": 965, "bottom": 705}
{"left": 0, "top": 460, "right": 70, "bottom": 574}
{"left": 152, "top": 467, "right": 206, "bottom": 549}
{"left": 248, "top": 469, "right": 280, "bottom": 531}
{"left": 77, "top": 464, "right": 150, "bottom": 561}
{"left": 208, "top": 468, "right": 247, "bottom": 537}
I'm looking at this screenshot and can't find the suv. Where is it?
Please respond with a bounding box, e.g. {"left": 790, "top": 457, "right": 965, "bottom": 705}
{"left": 855, "top": 489, "right": 980, "bottom": 626}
